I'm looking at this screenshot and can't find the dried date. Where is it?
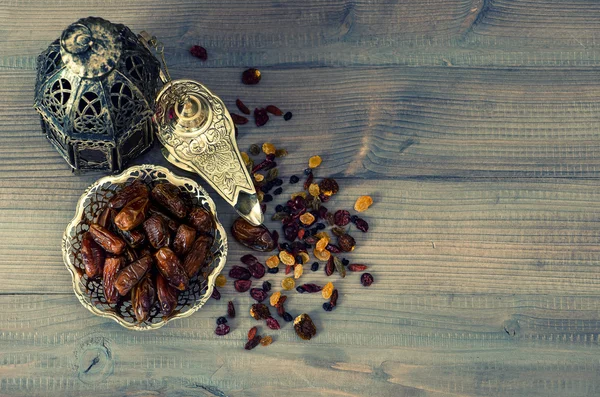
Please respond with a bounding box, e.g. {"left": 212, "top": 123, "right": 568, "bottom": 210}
{"left": 102, "top": 256, "right": 124, "bottom": 304}
{"left": 114, "top": 197, "right": 149, "bottom": 231}
{"left": 183, "top": 235, "right": 211, "bottom": 278}
{"left": 88, "top": 223, "right": 126, "bottom": 255}
{"left": 187, "top": 206, "right": 214, "bottom": 234}
{"left": 108, "top": 181, "right": 149, "bottom": 209}
{"left": 95, "top": 207, "right": 116, "bottom": 229}
{"left": 114, "top": 255, "right": 153, "bottom": 296}
{"left": 148, "top": 206, "right": 180, "bottom": 232}
{"left": 131, "top": 274, "right": 155, "bottom": 322}
{"left": 155, "top": 247, "right": 189, "bottom": 291}
{"left": 151, "top": 183, "right": 188, "bottom": 219}
{"left": 173, "top": 224, "right": 197, "bottom": 256}
{"left": 119, "top": 228, "right": 146, "bottom": 249}
{"left": 143, "top": 215, "right": 170, "bottom": 249}
{"left": 81, "top": 232, "right": 105, "bottom": 278}
{"left": 156, "top": 272, "right": 179, "bottom": 316}
{"left": 231, "top": 217, "right": 276, "bottom": 252}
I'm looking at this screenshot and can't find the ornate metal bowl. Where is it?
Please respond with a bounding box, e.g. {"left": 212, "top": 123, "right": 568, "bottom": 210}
{"left": 62, "top": 164, "right": 228, "bottom": 330}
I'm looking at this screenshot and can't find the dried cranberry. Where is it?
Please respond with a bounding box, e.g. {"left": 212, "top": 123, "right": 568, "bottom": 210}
{"left": 303, "top": 172, "right": 314, "bottom": 191}
{"left": 215, "top": 324, "right": 230, "bottom": 335}
{"left": 297, "top": 283, "right": 322, "bottom": 293}
{"left": 311, "top": 262, "right": 319, "bottom": 271}
{"left": 304, "top": 236, "right": 318, "bottom": 244}
{"left": 234, "top": 279, "right": 252, "bottom": 292}
{"left": 283, "top": 223, "right": 299, "bottom": 242}
{"left": 355, "top": 217, "right": 369, "bottom": 232}
{"left": 325, "top": 256, "right": 335, "bottom": 276}
{"left": 326, "top": 244, "right": 342, "bottom": 253}
{"left": 245, "top": 335, "right": 261, "bottom": 350}
{"left": 241, "top": 254, "right": 259, "bottom": 266}
{"left": 236, "top": 99, "right": 251, "bottom": 115}
{"left": 262, "top": 281, "right": 271, "bottom": 292}
{"left": 254, "top": 108, "right": 269, "bottom": 127}
{"left": 242, "top": 68, "right": 261, "bottom": 85}
{"left": 283, "top": 312, "right": 293, "bottom": 322}
{"left": 283, "top": 112, "right": 293, "bottom": 121}
{"left": 230, "top": 113, "right": 248, "bottom": 125}
{"left": 190, "top": 45, "right": 207, "bottom": 61}
{"left": 361, "top": 273, "right": 374, "bottom": 287}
{"left": 229, "top": 266, "right": 251, "bottom": 280}
{"left": 250, "top": 288, "right": 268, "bottom": 302}
{"left": 348, "top": 264, "right": 368, "bottom": 272}
{"left": 211, "top": 287, "right": 221, "bottom": 300}
{"left": 217, "top": 316, "right": 228, "bottom": 325}
{"left": 266, "top": 316, "right": 281, "bottom": 330}
{"left": 318, "top": 206, "right": 328, "bottom": 219}
{"left": 248, "top": 326, "right": 258, "bottom": 340}
{"left": 248, "top": 262, "right": 266, "bottom": 279}
{"left": 285, "top": 265, "right": 292, "bottom": 275}
{"left": 266, "top": 105, "right": 283, "bottom": 116}
{"left": 323, "top": 302, "right": 334, "bottom": 312}
{"left": 334, "top": 210, "right": 351, "bottom": 226}
{"left": 227, "top": 301, "right": 236, "bottom": 318}
{"left": 277, "top": 304, "right": 286, "bottom": 317}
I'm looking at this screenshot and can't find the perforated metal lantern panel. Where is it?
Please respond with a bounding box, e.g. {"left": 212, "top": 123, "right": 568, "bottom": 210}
{"left": 34, "top": 17, "right": 160, "bottom": 172}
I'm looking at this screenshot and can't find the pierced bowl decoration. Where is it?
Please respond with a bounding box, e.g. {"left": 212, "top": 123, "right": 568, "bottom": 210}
{"left": 34, "top": 17, "right": 160, "bottom": 172}
{"left": 62, "top": 165, "right": 228, "bottom": 330}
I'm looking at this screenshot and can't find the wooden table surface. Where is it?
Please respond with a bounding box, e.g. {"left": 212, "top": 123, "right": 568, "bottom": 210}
{"left": 2, "top": 1, "right": 600, "bottom": 396}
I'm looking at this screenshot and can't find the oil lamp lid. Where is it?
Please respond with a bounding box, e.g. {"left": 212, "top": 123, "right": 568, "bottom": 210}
{"left": 60, "top": 17, "right": 122, "bottom": 78}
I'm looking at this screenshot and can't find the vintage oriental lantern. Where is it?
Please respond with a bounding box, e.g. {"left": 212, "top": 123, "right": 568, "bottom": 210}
{"left": 34, "top": 17, "right": 161, "bottom": 171}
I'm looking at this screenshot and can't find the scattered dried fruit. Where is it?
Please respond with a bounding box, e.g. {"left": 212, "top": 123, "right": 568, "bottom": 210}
{"left": 354, "top": 195, "right": 373, "bottom": 212}
{"left": 325, "top": 256, "right": 335, "bottom": 276}
{"left": 313, "top": 248, "right": 331, "bottom": 261}
{"left": 319, "top": 178, "right": 339, "bottom": 197}
{"left": 333, "top": 256, "right": 346, "bottom": 278}
{"left": 215, "top": 323, "right": 230, "bottom": 336}
{"left": 190, "top": 45, "right": 207, "bottom": 61}
{"left": 245, "top": 335, "right": 261, "bottom": 350}
{"left": 361, "top": 273, "right": 374, "bottom": 286}
{"left": 334, "top": 210, "right": 351, "bottom": 227}
{"left": 308, "top": 155, "right": 322, "bottom": 168}
{"left": 250, "top": 303, "right": 271, "bottom": 320}
{"left": 322, "top": 282, "right": 334, "bottom": 299}
{"left": 315, "top": 237, "right": 329, "bottom": 252}
{"left": 250, "top": 288, "right": 268, "bottom": 302}
{"left": 348, "top": 264, "right": 368, "bottom": 272}
{"left": 227, "top": 301, "right": 236, "bottom": 318}
{"left": 211, "top": 287, "right": 221, "bottom": 300}
{"left": 242, "top": 68, "right": 261, "bottom": 85}
{"left": 355, "top": 217, "right": 369, "bottom": 232}
{"left": 279, "top": 251, "right": 295, "bottom": 266}
{"left": 330, "top": 289, "right": 339, "bottom": 307}
{"left": 337, "top": 234, "right": 356, "bottom": 252}
{"left": 254, "top": 108, "right": 269, "bottom": 127}
{"left": 283, "top": 112, "right": 292, "bottom": 121}
{"left": 262, "top": 142, "right": 276, "bottom": 155}
{"left": 308, "top": 183, "right": 320, "bottom": 197}
{"left": 215, "top": 274, "right": 227, "bottom": 287}
{"left": 281, "top": 277, "right": 295, "bottom": 290}
{"left": 298, "top": 252, "right": 310, "bottom": 264}
{"left": 266, "top": 105, "right": 283, "bottom": 116}
{"left": 270, "top": 291, "right": 281, "bottom": 307}
{"left": 266, "top": 316, "right": 281, "bottom": 330}
{"left": 299, "top": 212, "right": 315, "bottom": 226}
{"left": 266, "top": 255, "right": 280, "bottom": 268}
{"left": 229, "top": 266, "right": 251, "bottom": 280}
{"left": 231, "top": 113, "right": 249, "bottom": 125}
{"left": 294, "top": 264, "right": 303, "bottom": 279}
{"left": 260, "top": 335, "right": 273, "bottom": 346}
{"left": 294, "top": 313, "right": 316, "bottom": 340}
{"left": 236, "top": 99, "right": 251, "bottom": 115}
{"left": 234, "top": 279, "right": 252, "bottom": 292}
{"left": 297, "top": 283, "right": 322, "bottom": 293}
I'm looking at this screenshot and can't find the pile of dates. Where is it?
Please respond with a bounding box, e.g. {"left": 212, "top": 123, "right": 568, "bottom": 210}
{"left": 80, "top": 180, "right": 215, "bottom": 322}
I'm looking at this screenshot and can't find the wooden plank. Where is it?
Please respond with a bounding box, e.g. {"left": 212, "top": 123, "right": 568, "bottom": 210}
{"left": 6, "top": 67, "right": 600, "bottom": 179}
{"left": 2, "top": 0, "right": 600, "bottom": 68}
{"left": 0, "top": 294, "right": 599, "bottom": 396}
{"left": 3, "top": 176, "right": 600, "bottom": 296}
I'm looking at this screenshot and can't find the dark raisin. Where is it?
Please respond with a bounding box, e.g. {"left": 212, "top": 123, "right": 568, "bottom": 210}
{"left": 217, "top": 316, "right": 228, "bottom": 325}
{"left": 211, "top": 287, "right": 221, "bottom": 300}
{"left": 242, "top": 68, "right": 261, "bottom": 85}
{"left": 236, "top": 99, "right": 251, "bottom": 115}
{"left": 319, "top": 178, "right": 339, "bottom": 197}
{"left": 273, "top": 187, "right": 283, "bottom": 196}
{"left": 215, "top": 324, "right": 231, "bottom": 336}
{"left": 248, "top": 261, "right": 266, "bottom": 279}
{"left": 280, "top": 243, "right": 291, "bottom": 251}
{"left": 271, "top": 230, "right": 279, "bottom": 247}
{"left": 304, "top": 168, "right": 312, "bottom": 175}
{"left": 263, "top": 194, "right": 273, "bottom": 203}
{"left": 355, "top": 217, "right": 369, "bottom": 232}
{"left": 323, "top": 302, "right": 334, "bottom": 312}
{"left": 275, "top": 204, "right": 283, "bottom": 213}
{"left": 254, "top": 108, "right": 269, "bottom": 127}
{"left": 267, "top": 267, "right": 279, "bottom": 274}
{"left": 283, "top": 312, "right": 293, "bottom": 322}
{"left": 282, "top": 205, "right": 291, "bottom": 213}
{"left": 361, "top": 273, "right": 374, "bottom": 287}
{"left": 249, "top": 144, "right": 260, "bottom": 155}
{"left": 326, "top": 244, "right": 342, "bottom": 253}
{"left": 316, "top": 223, "right": 326, "bottom": 230}
{"left": 299, "top": 284, "right": 322, "bottom": 293}
{"left": 303, "top": 172, "right": 314, "bottom": 191}
{"left": 231, "top": 113, "right": 249, "bottom": 125}
{"left": 330, "top": 289, "right": 339, "bottom": 307}
{"left": 266, "top": 105, "right": 283, "bottom": 116}
{"left": 274, "top": 178, "right": 283, "bottom": 187}
{"left": 262, "top": 281, "right": 272, "bottom": 292}
{"left": 325, "top": 256, "right": 335, "bottom": 276}
{"left": 289, "top": 175, "right": 299, "bottom": 184}
{"left": 250, "top": 288, "right": 268, "bottom": 302}
{"left": 283, "top": 112, "right": 292, "bottom": 121}
{"left": 227, "top": 301, "right": 236, "bottom": 318}
{"left": 296, "top": 286, "right": 306, "bottom": 293}
{"left": 342, "top": 258, "right": 350, "bottom": 266}
{"left": 318, "top": 206, "right": 328, "bottom": 219}
{"left": 311, "top": 262, "right": 319, "bottom": 271}
{"left": 334, "top": 210, "right": 351, "bottom": 227}
{"left": 234, "top": 279, "right": 252, "bottom": 292}
{"left": 295, "top": 255, "right": 303, "bottom": 265}
{"left": 350, "top": 215, "right": 359, "bottom": 223}
{"left": 190, "top": 45, "right": 207, "bottom": 61}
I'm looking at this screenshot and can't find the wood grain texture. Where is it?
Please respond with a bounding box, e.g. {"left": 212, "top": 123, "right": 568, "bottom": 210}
{"left": 2, "top": 0, "right": 600, "bottom": 395}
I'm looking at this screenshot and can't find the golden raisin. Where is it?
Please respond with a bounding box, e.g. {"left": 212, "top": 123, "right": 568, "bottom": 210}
{"left": 315, "top": 237, "right": 330, "bottom": 252}
{"left": 299, "top": 252, "right": 310, "bottom": 264}
{"left": 354, "top": 195, "right": 374, "bottom": 212}
{"left": 282, "top": 277, "right": 295, "bottom": 290}
{"left": 257, "top": 190, "right": 264, "bottom": 202}
{"left": 308, "top": 155, "right": 322, "bottom": 168}
{"left": 322, "top": 282, "right": 334, "bottom": 299}
{"left": 262, "top": 142, "right": 276, "bottom": 155}
{"left": 294, "top": 264, "right": 303, "bottom": 279}
{"left": 241, "top": 152, "right": 251, "bottom": 166}
{"left": 299, "top": 212, "right": 315, "bottom": 226}
{"left": 290, "top": 191, "right": 307, "bottom": 200}
{"left": 313, "top": 248, "right": 331, "bottom": 261}
{"left": 315, "top": 231, "right": 330, "bottom": 240}
{"left": 308, "top": 183, "right": 320, "bottom": 197}
{"left": 266, "top": 255, "right": 280, "bottom": 268}
{"left": 254, "top": 173, "right": 265, "bottom": 182}
{"left": 269, "top": 291, "right": 281, "bottom": 306}
{"left": 275, "top": 148, "right": 288, "bottom": 157}
{"left": 215, "top": 274, "right": 227, "bottom": 287}
{"left": 279, "top": 251, "right": 295, "bottom": 266}
{"left": 260, "top": 335, "right": 273, "bottom": 346}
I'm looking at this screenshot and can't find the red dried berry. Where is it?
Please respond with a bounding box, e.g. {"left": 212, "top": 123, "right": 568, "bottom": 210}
{"left": 330, "top": 289, "right": 339, "bottom": 307}
{"left": 242, "top": 68, "right": 261, "bottom": 85}
{"left": 285, "top": 265, "right": 293, "bottom": 275}
{"left": 325, "top": 256, "right": 335, "bottom": 276}
{"left": 348, "top": 264, "right": 368, "bottom": 272}
{"left": 361, "top": 273, "right": 374, "bottom": 287}
{"left": 266, "top": 316, "right": 281, "bottom": 330}
{"left": 211, "top": 287, "right": 221, "bottom": 300}
{"left": 215, "top": 324, "right": 230, "bottom": 336}
{"left": 334, "top": 210, "right": 351, "bottom": 226}
{"left": 236, "top": 99, "right": 251, "bottom": 115}
{"left": 241, "top": 254, "right": 259, "bottom": 266}
{"left": 248, "top": 326, "right": 258, "bottom": 340}
{"left": 231, "top": 113, "right": 249, "bottom": 125}
{"left": 277, "top": 304, "right": 286, "bottom": 317}
{"left": 326, "top": 244, "right": 342, "bottom": 253}
{"left": 355, "top": 217, "right": 369, "bottom": 232}
{"left": 227, "top": 301, "right": 236, "bottom": 318}
{"left": 190, "top": 45, "right": 207, "bottom": 61}
{"left": 297, "top": 229, "right": 305, "bottom": 240}
{"left": 303, "top": 172, "right": 314, "bottom": 191}
{"left": 298, "top": 284, "right": 322, "bottom": 293}
{"left": 254, "top": 108, "right": 269, "bottom": 127}
{"left": 248, "top": 261, "right": 266, "bottom": 279}
{"left": 245, "top": 335, "right": 261, "bottom": 350}
{"left": 275, "top": 295, "right": 287, "bottom": 308}
{"left": 250, "top": 288, "right": 268, "bottom": 302}
{"left": 283, "top": 223, "right": 299, "bottom": 242}
{"left": 234, "top": 279, "right": 252, "bottom": 292}
{"left": 266, "top": 105, "right": 283, "bottom": 116}
{"left": 229, "top": 266, "right": 251, "bottom": 280}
